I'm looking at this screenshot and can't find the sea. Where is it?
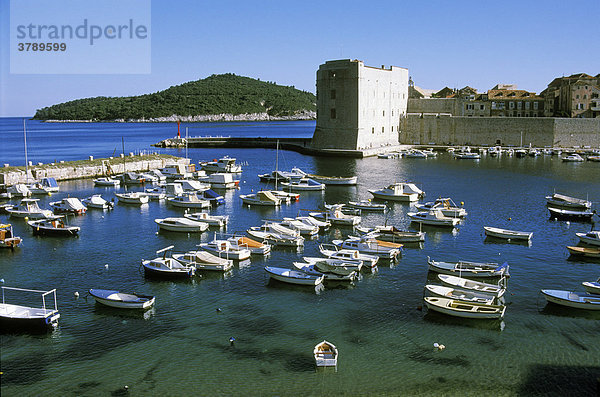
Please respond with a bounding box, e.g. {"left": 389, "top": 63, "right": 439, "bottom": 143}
{"left": 1, "top": 117, "right": 599, "bottom": 396}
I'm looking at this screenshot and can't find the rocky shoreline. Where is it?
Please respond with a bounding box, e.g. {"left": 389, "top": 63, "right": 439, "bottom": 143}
{"left": 40, "top": 111, "right": 316, "bottom": 123}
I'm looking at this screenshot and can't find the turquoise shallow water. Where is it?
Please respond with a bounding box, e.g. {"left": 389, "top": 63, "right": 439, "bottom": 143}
{"left": 1, "top": 120, "right": 600, "bottom": 396}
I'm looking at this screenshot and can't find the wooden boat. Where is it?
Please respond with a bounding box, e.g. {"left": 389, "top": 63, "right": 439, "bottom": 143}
{"left": 484, "top": 226, "right": 533, "bottom": 241}
{"left": 355, "top": 225, "right": 425, "bottom": 243}
{"left": 368, "top": 182, "right": 424, "bottom": 202}
{"left": 264, "top": 266, "right": 324, "bottom": 286}
{"left": 567, "top": 246, "right": 600, "bottom": 258}
{"left": 293, "top": 262, "right": 358, "bottom": 281}
{"left": 427, "top": 257, "right": 509, "bottom": 278}
{"left": 415, "top": 198, "right": 467, "bottom": 217}
{"left": 407, "top": 209, "right": 460, "bottom": 227}
{"left": 332, "top": 236, "right": 401, "bottom": 261}
{"left": 49, "top": 197, "right": 87, "bottom": 215}
{"left": 0, "top": 287, "right": 60, "bottom": 330}
{"left": 545, "top": 193, "right": 592, "bottom": 210}
{"left": 347, "top": 200, "right": 387, "bottom": 211}
{"left": 424, "top": 297, "right": 506, "bottom": 319}
{"left": 94, "top": 177, "right": 121, "bottom": 187}
{"left": 6, "top": 198, "right": 54, "bottom": 219}
{"left": 240, "top": 191, "right": 281, "bottom": 207}
{"left": 88, "top": 289, "right": 155, "bottom": 310}
{"left": 437, "top": 274, "right": 506, "bottom": 298}
{"left": 155, "top": 217, "right": 209, "bottom": 233}
{"left": 172, "top": 250, "right": 233, "bottom": 271}
{"left": 548, "top": 206, "right": 594, "bottom": 220}
{"left": 184, "top": 212, "right": 229, "bottom": 227}
{"left": 314, "top": 340, "right": 338, "bottom": 368}
{"left": 141, "top": 246, "right": 196, "bottom": 278}
{"left": 291, "top": 167, "right": 357, "bottom": 186}
{"left": 115, "top": 192, "right": 149, "bottom": 205}
{"left": 227, "top": 235, "right": 271, "bottom": 255}
{"left": 0, "top": 223, "right": 22, "bottom": 249}
{"left": 424, "top": 285, "right": 497, "bottom": 305}
{"left": 82, "top": 194, "right": 114, "bottom": 209}
{"left": 540, "top": 289, "right": 600, "bottom": 310}
{"left": 28, "top": 217, "right": 80, "bottom": 236}
{"left": 576, "top": 231, "right": 600, "bottom": 247}
{"left": 167, "top": 193, "right": 210, "bottom": 209}
{"left": 582, "top": 279, "right": 600, "bottom": 295}
{"left": 199, "top": 239, "right": 251, "bottom": 261}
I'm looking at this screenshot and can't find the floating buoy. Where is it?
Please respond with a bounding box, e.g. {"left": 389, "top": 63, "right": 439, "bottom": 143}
{"left": 74, "top": 291, "right": 79, "bottom": 298}
{"left": 216, "top": 308, "right": 222, "bottom": 313}
{"left": 105, "top": 264, "right": 109, "bottom": 269}
{"left": 508, "top": 217, "right": 511, "bottom": 221}
{"left": 0, "top": 279, "right": 4, "bottom": 283}
{"left": 229, "top": 337, "right": 235, "bottom": 346}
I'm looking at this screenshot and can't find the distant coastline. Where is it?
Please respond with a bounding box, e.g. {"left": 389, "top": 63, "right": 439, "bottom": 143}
{"left": 41, "top": 111, "right": 316, "bottom": 123}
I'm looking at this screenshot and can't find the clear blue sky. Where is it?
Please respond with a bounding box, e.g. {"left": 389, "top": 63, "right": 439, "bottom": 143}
{"left": 1, "top": 0, "right": 598, "bottom": 117}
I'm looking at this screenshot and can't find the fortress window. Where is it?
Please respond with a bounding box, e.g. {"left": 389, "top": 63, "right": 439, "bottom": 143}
{"left": 330, "top": 90, "right": 336, "bottom": 100}
{"left": 382, "top": 127, "right": 385, "bottom": 133}
{"left": 392, "top": 126, "right": 394, "bottom": 132}
{"left": 372, "top": 127, "right": 375, "bottom": 134}
{"left": 383, "top": 110, "right": 385, "bottom": 116}
{"left": 330, "top": 108, "right": 336, "bottom": 119}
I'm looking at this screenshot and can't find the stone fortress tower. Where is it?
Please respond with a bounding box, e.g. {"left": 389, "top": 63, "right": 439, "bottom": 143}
{"left": 311, "top": 59, "right": 409, "bottom": 152}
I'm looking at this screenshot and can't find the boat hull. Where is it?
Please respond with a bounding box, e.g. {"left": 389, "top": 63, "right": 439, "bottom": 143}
{"left": 89, "top": 289, "right": 155, "bottom": 309}
{"left": 582, "top": 282, "right": 600, "bottom": 295}
{"left": 567, "top": 246, "right": 600, "bottom": 258}
{"left": 424, "top": 297, "right": 505, "bottom": 319}
{"left": 264, "top": 267, "right": 323, "bottom": 285}
{"left": 0, "top": 304, "right": 60, "bottom": 331}
{"left": 369, "top": 190, "right": 418, "bottom": 202}
{"left": 541, "top": 289, "right": 600, "bottom": 310}
{"left": 484, "top": 226, "right": 532, "bottom": 241}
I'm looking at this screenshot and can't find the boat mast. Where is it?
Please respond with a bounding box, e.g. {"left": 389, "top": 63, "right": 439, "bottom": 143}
{"left": 275, "top": 139, "right": 279, "bottom": 190}
{"left": 185, "top": 127, "right": 189, "bottom": 161}
{"left": 23, "top": 119, "right": 29, "bottom": 183}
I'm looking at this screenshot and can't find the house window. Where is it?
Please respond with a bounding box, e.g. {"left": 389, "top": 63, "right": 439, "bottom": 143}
{"left": 330, "top": 90, "right": 336, "bottom": 100}
{"left": 525, "top": 102, "right": 530, "bottom": 110}
{"left": 517, "top": 102, "right": 522, "bottom": 110}
{"left": 534, "top": 102, "right": 539, "bottom": 110}
{"left": 509, "top": 102, "right": 515, "bottom": 109}
{"left": 480, "top": 105, "right": 485, "bottom": 110}
{"left": 330, "top": 108, "right": 336, "bottom": 119}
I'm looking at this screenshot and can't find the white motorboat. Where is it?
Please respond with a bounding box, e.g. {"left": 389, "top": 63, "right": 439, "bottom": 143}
{"left": 424, "top": 297, "right": 506, "bottom": 319}
{"left": 561, "top": 153, "right": 585, "bottom": 162}
{"left": 115, "top": 192, "right": 149, "bottom": 205}
{"left": 28, "top": 217, "right": 80, "bottom": 236}
{"left": 293, "top": 262, "right": 358, "bottom": 281}
{"left": 280, "top": 178, "right": 325, "bottom": 191}
{"left": 6, "top": 198, "right": 54, "bottom": 219}
{"left": 319, "top": 243, "right": 379, "bottom": 269}
{"left": 31, "top": 178, "right": 59, "bottom": 193}
{"left": 576, "top": 231, "right": 600, "bottom": 247}
{"left": 314, "top": 340, "right": 338, "bottom": 369}
{"left": 545, "top": 193, "right": 592, "bottom": 210}
{"left": 264, "top": 266, "right": 324, "bottom": 286}
{"left": 293, "top": 216, "right": 331, "bottom": 231}
{"left": 207, "top": 173, "right": 239, "bottom": 189}
{"left": 567, "top": 246, "right": 600, "bottom": 258}
{"left": 0, "top": 223, "right": 22, "bottom": 249}
{"left": 155, "top": 217, "right": 209, "bottom": 233}
{"left": 454, "top": 152, "right": 481, "bottom": 159}
{"left": 246, "top": 228, "right": 304, "bottom": 248}
{"left": 291, "top": 167, "right": 357, "bottom": 186}
{"left": 199, "top": 239, "right": 251, "bottom": 261}
{"left": 437, "top": 274, "right": 506, "bottom": 298}
{"left": 309, "top": 204, "right": 361, "bottom": 226}
{"left": 28, "top": 182, "right": 54, "bottom": 195}
{"left": 240, "top": 191, "right": 281, "bottom": 206}
{"left": 6, "top": 184, "right": 32, "bottom": 197}
{"left": 88, "top": 289, "right": 155, "bottom": 310}
{"left": 94, "top": 177, "right": 121, "bottom": 187}
{"left": 347, "top": 200, "right": 387, "bottom": 211}
{"left": 424, "top": 285, "right": 497, "bottom": 305}
{"left": 415, "top": 198, "right": 467, "bottom": 217}
{"left": 173, "top": 179, "right": 211, "bottom": 193}
{"left": 172, "top": 250, "right": 233, "bottom": 271}
{"left": 279, "top": 218, "right": 319, "bottom": 237}
{"left": 540, "top": 289, "right": 600, "bottom": 310}
{"left": 167, "top": 193, "right": 210, "bottom": 209}
{"left": 143, "top": 187, "right": 167, "bottom": 201}
{"left": 368, "top": 182, "right": 424, "bottom": 202}
{"left": 271, "top": 190, "right": 300, "bottom": 203}
{"left": 49, "top": 197, "right": 87, "bottom": 215}
{"left": 301, "top": 257, "right": 363, "bottom": 273}
{"left": 201, "top": 156, "right": 242, "bottom": 173}
{"left": 119, "top": 172, "right": 146, "bottom": 185}
{"left": 355, "top": 225, "right": 426, "bottom": 243}
{"left": 258, "top": 169, "right": 304, "bottom": 183}
{"left": 160, "top": 163, "right": 194, "bottom": 180}
{"left": 483, "top": 226, "right": 532, "bottom": 241}
{"left": 407, "top": 209, "right": 460, "bottom": 227}
{"left": 332, "top": 236, "right": 402, "bottom": 261}
{"left": 183, "top": 212, "right": 229, "bottom": 227}
{"left": 405, "top": 149, "right": 428, "bottom": 158}
{"left": 0, "top": 287, "right": 60, "bottom": 330}
{"left": 141, "top": 246, "right": 196, "bottom": 278}
{"left": 582, "top": 278, "right": 600, "bottom": 295}
{"left": 227, "top": 235, "right": 271, "bottom": 255}
{"left": 82, "top": 194, "right": 114, "bottom": 210}
{"left": 428, "top": 257, "right": 509, "bottom": 278}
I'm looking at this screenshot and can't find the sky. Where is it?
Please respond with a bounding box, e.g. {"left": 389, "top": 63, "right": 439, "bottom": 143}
{"left": 1, "top": 0, "right": 599, "bottom": 117}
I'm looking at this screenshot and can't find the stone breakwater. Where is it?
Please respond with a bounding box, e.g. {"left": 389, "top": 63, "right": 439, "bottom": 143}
{"left": 0, "top": 154, "right": 187, "bottom": 186}
{"left": 42, "top": 111, "right": 316, "bottom": 123}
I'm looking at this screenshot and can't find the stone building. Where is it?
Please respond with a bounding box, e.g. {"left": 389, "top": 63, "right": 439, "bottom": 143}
{"left": 311, "top": 59, "right": 409, "bottom": 151}
{"left": 541, "top": 73, "right": 600, "bottom": 118}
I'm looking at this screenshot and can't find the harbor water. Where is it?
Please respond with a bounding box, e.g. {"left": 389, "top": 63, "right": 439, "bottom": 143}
{"left": 1, "top": 118, "right": 599, "bottom": 396}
